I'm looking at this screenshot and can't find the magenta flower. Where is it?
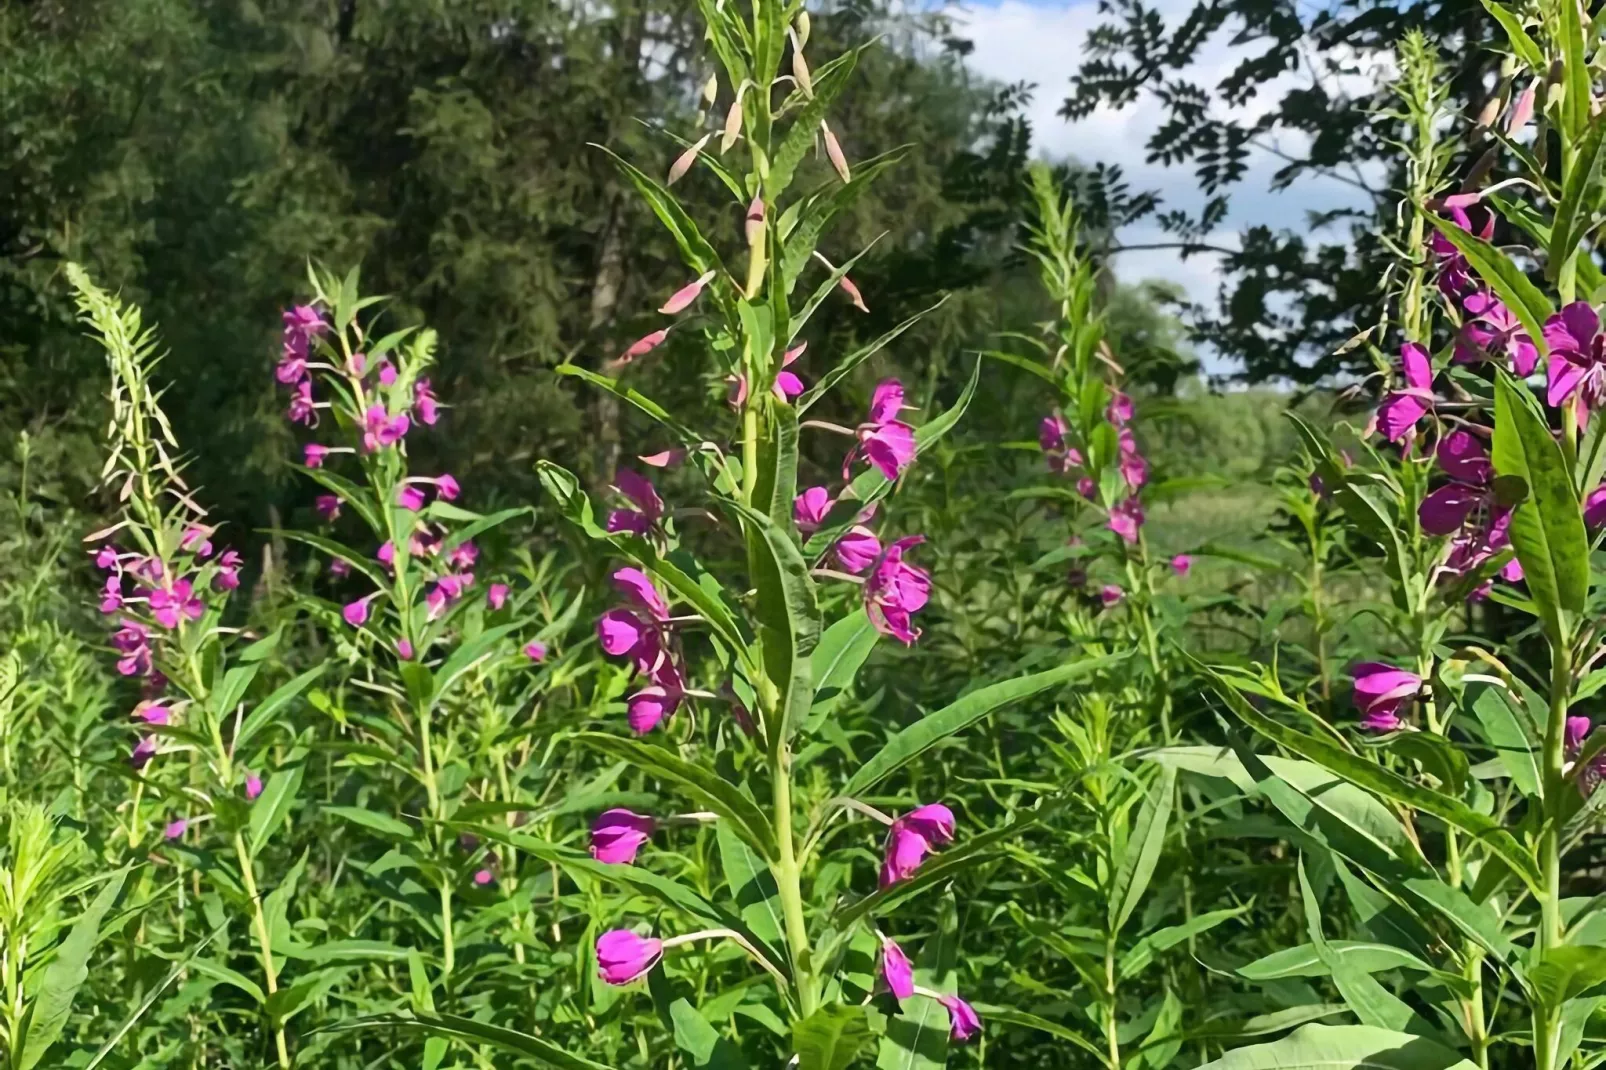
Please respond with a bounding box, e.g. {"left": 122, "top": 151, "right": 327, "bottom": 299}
{"left": 343, "top": 593, "right": 380, "bottom": 627}
{"left": 378, "top": 360, "right": 397, "bottom": 387}
{"left": 598, "top": 609, "right": 648, "bottom": 656}
{"left": 99, "top": 576, "right": 123, "bottom": 614}
{"left": 1350, "top": 662, "right": 1421, "bottom": 732}
{"left": 488, "top": 582, "right": 510, "bottom": 610}
{"left": 839, "top": 272, "right": 870, "bottom": 313}
{"left": 397, "top": 485, "right": 426, "bottom": 511}
{"left": 627, "top": 684, "right": 683, "bottom": 735}
{"left": 181, "top": 527, "right": 214, "bottom": 558}
{"left": 1546, "top": 301, "right": 1606, "bottom": 423}
{"left": 1430, "top": 204, "right": 1493, "bottom": 297}
{"left": 133, "top": 700, "right": 171, "bottom": 725}
{"left": 245, "top": 773, "right": 264, "bottom": 801}
{"left": 596, "top": 930, "right": 663, "bottom": 985}
{"left": 1171, "top": 554, "right": 1192, "bottom": 576}
{"left": 880, "top": 937, "right": 915, "bottom": 999}
{"left": 1376, "top": 343, "right": 1435, "bottom": 442}
{"left": 939, "top": 994, "right": 981, "bottom": 1041}
{"left": 1419, "top": 431, "right": 1495, "bottom": 535}
{"left": 315, "top": 495, "right": 341, "bottom": 520}
{"left": 613, "top": 567, "right": 670, "bottom": 621}
{"left": 1567, "top": 715, "right": 1591, "bottom": 755}
{"left": 286, "top": 379, "right": 316, "bottom": 425}
{"left": 879, "top": 803, "right": 955, "bottom": 887}
{"left": 1107, "top": 392, "right": 1134, "bottom": 424}
{"left": 524, "top": 640, "right": 547, "bottom": 662}
{"left": 396, "top": 638, "right": 415, "bottom": 660}
{"left": 164, "top": 818, "right": 188, "bottom": 841}
{"left": 414, "top": 378, "right": 440, "bottom": 425}
{"left": 1457, "top": 292, "right": 1538, "bottom": 376}
{"left": 1100, "top": 584, "right": 1123, "bottom": 607}
{"left": 447, "top": 542, "right": 477, "bottom": 571}
{"left": 304, "top": 443, "right": 330, "bottom": 468}
{"left": 1120, "top": 451, "right": 1149, "bottom": 490}
{"left": 149, "top": 579, "right": 204, "bottom": 629}
{"left": 835, "top": 526, "right": 882, "bottom": 575}
{"left": 329, "top": 559, "right": 351, "bottom": 577}
{"left": 1566, "top": 716, "right": 1606, "bottom": 795}
{"left": 660, "top": 270, "right": 716, "bottom": 315}
{"left": 607, "top": 470, "right": 664, "bottom": 535}
{"left": 377, "top": 542, "right": 397, "bottom": 570}
{"left": 94, "top": 545, "right": 120, "bottom": 570}
{"left": 1587, "top": 487, "right": 1606, "bottom": 528}
{"left": 1108, "top": 498, "right": 1144, "bottom": 544}
{"left": 111, "top": 620, "right": 152, "bottom": 677}
{"left": 845, "top": 380, "right": 917, "bottom": 481}
{"left": 773, "top": 343, "right": 806, "bottom": 401}
{"left": 794, "top": 486, "right": 833, "bottom": 533}
{"left": 590, "top": 809, "right": 656, "bottom": 864}
{"left": 131, "top": 735, "right": 158, "bottom": 769}
{"left": 1039, "top": 414, "right": 1085, "bottom": 474}
{"left": 863, "top": 536, "right": 930, "bottom": 645}
{"left": 473, "top": 869, "right": 495, "bottom": 886}
{"left": 361, "top": 405, "right": 410, "bottom": 453}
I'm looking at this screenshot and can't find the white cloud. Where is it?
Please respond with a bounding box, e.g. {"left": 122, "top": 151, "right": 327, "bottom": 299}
{"left": 946, "top": 0, "right": 1389, "bottom": 373}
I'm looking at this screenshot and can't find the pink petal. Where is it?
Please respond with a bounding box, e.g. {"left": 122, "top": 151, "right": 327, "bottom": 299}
{"left": 660, "top": 270, "right": 716, "bottom": 315}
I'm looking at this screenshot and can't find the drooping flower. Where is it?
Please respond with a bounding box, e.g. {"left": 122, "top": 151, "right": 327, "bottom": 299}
{"left": 612, "top": 567, "right": 671, "bottom": 621}
{"left": 1350, "top": 662, "right": 1421, "bottom": 732}
{"left": 794, "top": 486, "right": 833, "bottom": 533}
{"left": 111, "top": 620, "right": 152, "bottom": 677}
{"left": 1376, "top": 343, "right": 1435, "bottom": 442}
{"left": 880, "top": 937, "right": 915, "bottom": 999}
{"left": 1119, "top": 451, "right": 1149, "bottom": 490}
{"left": 597, "top": 930, "right": 663, "bottom": 985}
{"left": 863, "top": 536, "right": 930, "bottom": 645}
{"left": 1545, "top": 301, "right": 1606, "bottom": 424}
{"left": 473, "top": 868, "right": 496, "bottom": 886}
{"left": 133, "top": 700, "right": 171, "bottom": 725}
{"left": 1100, "top": 584, "right": 1124, "bottom": 607}
{"left": 377, "top": 360, "right": 397, "bottom": 387}
{"left": 844, "top": 380, "right": 917, "bottom": 481}
{"left": 488, "top": 582, "right": 510, "bottom": 610}
{"left": 835, "top": 526, "right": 882, "bottom": 575}
{"left": 1429, "top": 204, "right": 1494, "bottom": 297}
{"left": 607, "top": 470, "right": 664, "bottom": 535}
{"left": 1420, "top": 430, "right": 1494, "bottom": 536}
{"left": 620, "top": 328, "right": 670, "bottom": 364}
{"left": 149, "top": 579, "right": 204, "bottom": 629}
{"left": 938, "top": 994, "right": 981, "bottom": 1042}
{"left": 773, "top": 343, "right": 806, "bottom": 401}
{"left": 315, "top": 495, "right": 341, "bottom": 521}
{"left": 181, "top": 527, "right": 214, "bottom": 558}
{"left": 343, "top": 593, "right": 380, "bottom": 628}
{"left": 660, "top": 270, "right": 717, "bottom": 315}
{"left": 879, "top": 803, "right": 955, "bottom": 887}
{"left": 304, "top": 443, "right": 330, "bottom": 468}
{"left": 1108, "top": 498, "right": 1144, "bottom": 544}
{"left": 396, "top": 638, "right": 415, "bottom": 660}
{"left": 329, "top": 559, "right": 351, "bottom": 577}
{"left": 1107, "top": 392, "right": 1134, "bottom": 424}
{"left": 213, "top": 549, "right": 242, "bottom": 592}
{"left": 164, "top": 818, "right": 189, "bottom": 841}
{"left": 869, "top": 380, "right": 907, "bottom": 424}
{"left": 286, "top": 379, "right": 316, "bottom": 425}
{"left": 1171, "top": 554, "right": 1192, "bottom": 577}
{"left": 524, "top": 640, "right": 547, "bottom": 662}
{"left": 414, "top": 379, "right": 440, "bottom": 425}
{"left": 131, "top": 735, "right": 158, "bottom": 769}
{"left": 361, "top": 405, "right": 410, "bottom": 453}
{"left": 397, "top": 485, "right": 426, "bottom": 511}
{"left": 99, "top": 576, "right": 123, "bottom": 614}
{"left": 590, "top": 809, "right": 656, "bottom": 864}
{"left": 1456, "top": 292, "right": 1538, "bottom": 376}
{"left": 627, "top": 684, "right": 683, "bottom": 735}
{"left": 447, "top": 541, "right": 477, "bottom": 571}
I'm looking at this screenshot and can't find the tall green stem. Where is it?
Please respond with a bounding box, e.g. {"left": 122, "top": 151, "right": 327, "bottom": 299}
{"left": 416, "top": 703, "right": 454, "bottom": 976}
{"left": 1535, "top": 634, "right": 1573, "bottom": 1070}
{"left": 770, "top": 748, "right": 814, "bottom": 1017}
{"left": 235, "top": 833, "right": 291, "bottom": 1069}
{"left": 1102, "top": 932, "right": 1120, "bottom": 1070}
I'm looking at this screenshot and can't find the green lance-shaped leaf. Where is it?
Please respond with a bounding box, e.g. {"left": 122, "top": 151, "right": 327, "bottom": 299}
{"left": 810, "top": 609, "right": 880, "bottom": 713}
{"left": 841, "top": 653, "right": 1125, "bottom": 798}
{"left": 18, "top": 867, "right": 130, "bottom": 1070}
{"left": 729, "top": 501, "right": 820, "bottom": 744}
{"left": 1526, "top": 945, "right": 1606, "bottom": 1007}
{"left": 1119, "top": 904, "right": 1251, "bottom": 978}
{"left": 753, "top": 403, "right": 800, "bottom": 529}
{"left": 593, "top": 146, "right": 723, "bottom": 280}
{"left": 1468, "top": 679, "right": 1542, "bottom": 797}
{"left": 1109, "top": 765, "right": 1176, "bottom": 934}
{"left": 782, "top": 148, "right": 910, "bottom": 292}
{"left": 1428, "top": 218, "right": 1555, "bottom": 350}
{"left": 794, "top": 1004, "right": 874, "bottom": 1070}
{"left": 1237, "top": 942, "right": 1434, "bottom": 982}
{"left": 430, "top": 622, "right": 520, "bottom": 709}
{"left": 1298, "top": 856, "right": 1428, "bottom": 1035}
{"left": 971, "top": 1006, "right": 1105, "bottom": 1061}
{"left": 208, "top": 664, "right": 261, "bottom": 721}
{"left": 1550, "top": 119, "right": 1606, "bottom": 277}
{"left": 671, "top": 999, "right": 750, "bottom": 1070}
{"left": 716, "top": 820, "right": 785, "bottom": 951}
{"left": 297, "top": 464, "right": 384, "bottom": 535}
{"left": 318, "top": 1011, "right": 620, "bottom": 1070}
{"left": 1493, "top": 370, "right": 1589, "bottom": 638}
{"left": 1560, "top": 0, "right": 1591, "bottom": 142}
{"left": 796, "top": 297, "right": 950, "bottom": 415}
{"left": 273, "top": 529, "right": 391, "bottom": 589}
{"left": 1201, "top": 665, "right": 1543, "bottom": 893}
{"left": 1480, "top": 0, "right": 1545, "bottom": 68}
{"left": 556, "top": 365, "right": 704, "bottom": 448}
{"left": 1191, "top": 1024, "right": 1480, "bottom": 1070}
{"left": 234, "top": 665, "right": 325, "bottom": 750}
{"left": 575, "top": 733, "right": 778, "bottom": 860}
{"left": 693, "top": 0, "right": 750, "bottom": 87}
{"left": 248, "top": 761, "right": 304, "bottom": 853}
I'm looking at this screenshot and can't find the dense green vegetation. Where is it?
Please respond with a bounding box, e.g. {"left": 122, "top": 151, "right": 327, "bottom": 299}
{"left": 9, "top": 2, "right": 1606, "bottom": 1070}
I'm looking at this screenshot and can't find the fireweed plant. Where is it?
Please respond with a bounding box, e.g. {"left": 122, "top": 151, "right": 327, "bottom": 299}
{"left": 351, "top": 2, "right": 1122, "bottom": 1066}
{"left": 1180, "top": 17, "right": 1606, "bottom": 1070}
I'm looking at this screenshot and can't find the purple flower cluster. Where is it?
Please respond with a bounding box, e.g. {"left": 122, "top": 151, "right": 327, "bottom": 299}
{"left": 596, "top": 567, "right": 687, "bottom": 734}
{"left": 1038, "top": 391, "right": 1149, "bottom": 545}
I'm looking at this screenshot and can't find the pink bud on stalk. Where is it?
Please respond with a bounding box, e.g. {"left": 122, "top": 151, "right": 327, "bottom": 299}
{"left": 722, "top": 85, "right": 746, "bottom": 153}
{"left": 1509, "top": 79, "right": 1538, "bottom": 134}
{"left": 745, "top": 195, "right": 766, "bottom": 248}
{"left": 596, "top": 930, "right": 663, "bottom": 985}
{"left": 620, "top": 328, "right": 669, "bottom": 364}
{"left": 880, "top": 937, "right": 915, "bottom": 999}
{"left": 823, "top": 121, "right": 852, "bottom": 183}
{"left": 667, "top": 134, "right": 713, "bottom": 186}
{"left": 245, "top": 774, "right": 264, "bottom": 801}
{"left": 660, "top": 271, "right": 717, "bottom": 315}
{"left": 790, "top": 30, "right": 814, "bottom": 96}
{"left": 590, "top": 809, "right": 656, "bottom": 864}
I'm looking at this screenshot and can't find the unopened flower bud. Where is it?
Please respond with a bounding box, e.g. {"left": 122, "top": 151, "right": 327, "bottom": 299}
{"left": 790, "top": 31, "right": 814, "bottom": 97}
{"left": 1476, "top": 93, "right": 1502, "bottom": 129}
{"left": 1508, "top": 79, "right": 1537, "bottom": 133}
{"left": 745, "top": 195, "right": 766, "bottom": 248}
{"left": 796, "top": 10, "right": 811, "bottom": 48}
{"left": 667, "top": 133, "right": 713, "bottom": 186}
{"left": 721, "top": 85, "right": 746, "bottom": 154}
{"left": 702, "top": 73, "right": 719, "bottom": 107}
{"left": 823, "top": 122, "right": 851, "bottom": 183}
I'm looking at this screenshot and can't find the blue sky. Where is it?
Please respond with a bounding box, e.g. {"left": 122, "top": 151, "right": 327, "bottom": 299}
{"left": 947, "top": 0, "right": 1386, "bottom": 372}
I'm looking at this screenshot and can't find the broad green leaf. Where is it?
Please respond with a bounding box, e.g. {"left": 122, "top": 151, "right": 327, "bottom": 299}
{"left": 83, "top": 921, "right": 223, "bottom": 1070}
{"left": 248, "top": 763, "right": 303, "bottom": 853}
{"left": 1109, "top": 766, "right": 1175, "bottom": 933}
{"left": 186, "top": 958, "right": 265, "bottom": 1002}
{"left": 1203, "top": 666, "right": 1542, "bottom": 893}
{"left": 1493, "top": 370, "right": 1589, "bottom": 638}
{"left": 1468, "top": 680, "right": 1541, "bottom": 797}
{"left": 671, "top": 999, "right": 749, "bottom": 1070}
{"left": 274, "top": 529, "right": 391, "bottom": 589}
{"left": 973, "top": 1005, "right": 1104, "bottom": 1060}
{"left": 1560, "top": 0, "right": 1590, "bottom": 141}
{"left": 297, "top": 464, "right": 383, "bottom": 535}
{"left": 325, "top": 805, "right": 416, "bottom": 841}
{"left": 556, "top": 365, "right": 703, "bottom": 446}
{"left": 19, "top": 868, "right": 128, "bottom": 1069}
{"left": 794, "top": 1004, "right": 873, "bottom": 1070}
{"left": 1394, "top": 876, "right": 1516, "bottom": 963}
{"left": 320, "top": 1011, "right": 619, "bottom": 1070}
{"left": 1140, "top": 988, "right": 1184, "bottom": 1070}
{"left": 1192, "top": 1024, "right": 1479, "bottom": 1070}
{"left": 1429, "top": 220, "right": 1554, "bottom": 354}
{"left": 1299, "top": 857, "right": 1424, "bottom": 1035}
{"left": 1550, "top": 119, "right": 1606, "bottom": 278}
{"left": 729, "top": 502, "right": 819, "bottom": 743}
{"left": 841, "top": 654, "right": 1123, "bottom": 797}
{"left": 810, "top": 610, "right": 879, "bottom": 713}
{"left": 1480, "top": 0, "right": 1544, "bottom": 67}
{"left": 208, "top": 664, "right": 261, "bottom": 720}
{"left": 1120, "top": 904, "right": 1250, "bottom": 978}
{"left": 576, "top": 733, "right": 778, "bottom": 860}
{"left": 1528, "top": 945, "right": 1606, "bottom": 1006}
{"left": 716, "top": 820, "right": 784, "bottom": 951}
{"left": 645, "top": 551, "right": 753, "bottom": 657}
